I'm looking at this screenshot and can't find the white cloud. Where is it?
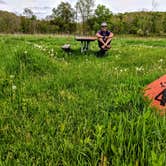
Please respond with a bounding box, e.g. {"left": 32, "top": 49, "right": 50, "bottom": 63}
{"left": 0, "top": 0, "right": 6, "bottom": 4}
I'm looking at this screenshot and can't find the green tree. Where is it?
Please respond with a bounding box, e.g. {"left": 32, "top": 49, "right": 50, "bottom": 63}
{"left": 76, "top": 0, "right": 94, "bottom": 33}
{"left": 86, "top": 5, "right": 112, "bottom": 33}
{"left": 94, "top": 5, "right": 112, "bottom": 31}
{"left": 23, "top": 8, "right": 36, "bottom": 20}
{"left": 52, "top": 2, "right": 75, "bottom": 22}
{"left": 22, "top": 8, "right": 37, "bottom": 33}
{"left": 95, "top": 5, "right": 112, "bottom": 22}
{"left": 52, "top": 2, "right": 75, "bottom": 32}
{"left": 0, "top": 11, "right": 20, "bottom": 33}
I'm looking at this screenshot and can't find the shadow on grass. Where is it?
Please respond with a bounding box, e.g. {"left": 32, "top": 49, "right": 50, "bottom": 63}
{"left": 61, "top": 48, "right": 109, "bottom": 59}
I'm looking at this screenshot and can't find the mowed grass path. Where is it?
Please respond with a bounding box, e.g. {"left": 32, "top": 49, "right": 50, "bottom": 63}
{"left": 0, "top": 35, "right": 166, "bottom": 165}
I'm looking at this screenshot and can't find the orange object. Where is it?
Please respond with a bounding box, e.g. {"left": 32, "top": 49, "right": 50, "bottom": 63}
{"left": 144, "top": 75, "right": 166, "bottom": 115}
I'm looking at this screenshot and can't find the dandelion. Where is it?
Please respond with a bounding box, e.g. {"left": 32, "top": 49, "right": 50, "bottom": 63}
{"left": 34, "top": 44, "right": 43, "bottom": 49}
{"left": 10, "top": 75, "right": 15, "bottom": 79}
{"left": 115, "top": 67, "right": 117, "bottom": 70}
{"left": 136, "top": 66, "right": 144, "bottom": 72}
{"left": 24, "top": 51, "right": 28, "bottom": 54}
{"left": 12, "top": 85, "right": 17, "bottom": 90}
{"left": 64, "top": 61, "right": 68, "bottom": 65}
{"left": 124, "top": 68, "right": 127, "bottom": 72}
{"left": 159, "top": 59, "right": 163, "bottom": 63}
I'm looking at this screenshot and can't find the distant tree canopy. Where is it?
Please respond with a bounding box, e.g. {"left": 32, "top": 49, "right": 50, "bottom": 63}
{"left": 23, "top": 8, "right": 36, "bottom": 20}
{"left": 51, "top": 2, "right": 76, "bottom": 32}
{"left": 0, "top": 2, "right": 166, "bottom": 36}
{"left": 76, "top": 0, "right": 95, "bottom": 34}
{"left": 87, "top": 5, "right": 112, "bottom": 33}
{"left": 76, "top": 0, "right": 94, "bottom": 21}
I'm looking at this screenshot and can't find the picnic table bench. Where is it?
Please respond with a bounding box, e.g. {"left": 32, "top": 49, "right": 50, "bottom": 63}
{"left": 75, "top": 36, "right": 97, "bottom": 53}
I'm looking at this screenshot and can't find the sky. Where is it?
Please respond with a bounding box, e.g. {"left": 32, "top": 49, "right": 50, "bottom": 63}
{"left": 0, "top": 0, "right": 166, "bottom": 19}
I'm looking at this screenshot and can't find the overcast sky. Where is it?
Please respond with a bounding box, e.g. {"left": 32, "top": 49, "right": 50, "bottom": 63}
{"left": 0, "top": 0, "right": 166, "bottom": 19}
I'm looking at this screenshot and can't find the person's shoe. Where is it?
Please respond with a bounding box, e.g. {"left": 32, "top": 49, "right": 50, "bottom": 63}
{"left": 97, "top": 49, "right": 106, "bottom": 57}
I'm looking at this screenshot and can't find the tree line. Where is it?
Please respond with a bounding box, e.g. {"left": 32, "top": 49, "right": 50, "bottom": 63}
{"left": 0, "top": 0, "right": 166, "bottom": 36}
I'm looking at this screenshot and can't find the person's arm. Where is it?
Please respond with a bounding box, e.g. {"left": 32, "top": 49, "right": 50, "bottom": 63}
{"left": 108, "top": 32, "right": 114, "bottom": 38}
{"left": 96, "top": 32, "right": 105, "bottom": 45}
{"left": 105, "top": 32, "right": 114, "bottom": 45}
{"left": 96, "top": 32, "right": 103, "bottom": 38}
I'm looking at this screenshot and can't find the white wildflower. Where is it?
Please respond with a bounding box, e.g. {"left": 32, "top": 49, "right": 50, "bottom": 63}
{"left": 34, "top": 44, "right": 42, "bottom": 49}
{"left": 136, "top": 66, "right": 144, "bottom": 72}
{"left": 159, "top": 59, "right": 163, "bottom": 63}
{"left": 114, "top": 67, "right": 118, "bottom": 71}
{"left": 12, "top": 85, "right": 17, "bottom": 90}
{"left": 10, "top": 75, "right": 15, "bottom": 79}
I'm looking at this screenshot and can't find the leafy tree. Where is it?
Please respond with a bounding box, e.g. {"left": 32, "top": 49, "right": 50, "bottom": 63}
{"left": 95, "top": 5, "right": 112, "bottom": 21}
{"left": 91, "top": 5, "right": 113, "bottom": 32}
{"left": 52, "top": 2, "right": 75, "bottom": 32}
{"left": 0, "top": 11, "right": 20, "bottom": 33}
{"left": 76, "top": 0, "right": 94, "bottom": 20}
{"left": 76, "top": 0, "right": 94, "bottom": 33}
{"left": 22, "top": 8, "right": 37, "bottom": 33}
{"left": 52, "top": 2, "right": 75, "bottom": 23}
{"left": 1, "top": 7, "right": 166, "bottom": 36}
{"left": 87, "top": 5, "right": 112, "bottom": 34}
{"left": 23, "top": 8, "right": 36, "bottom": 20}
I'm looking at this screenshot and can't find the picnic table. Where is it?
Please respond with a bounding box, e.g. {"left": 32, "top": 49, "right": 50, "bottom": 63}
{"left": 75, "top": 36, "right": 97, "bottom": 53}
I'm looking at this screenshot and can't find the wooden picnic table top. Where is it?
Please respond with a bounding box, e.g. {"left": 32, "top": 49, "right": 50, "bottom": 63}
{"left": 75, "top": 36, "right": 97, "bottom": 42}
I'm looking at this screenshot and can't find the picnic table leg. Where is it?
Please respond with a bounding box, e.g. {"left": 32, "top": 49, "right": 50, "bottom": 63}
{"left": 87, "top": 41, "right": 90, "bottom": 51}
{"left": 81, "top": 41, "right": 84, "bottom": 53}
{"left": 83, "top": 41, "right": 86, "bottom": 52}
{"left": 81, "top": 41, "right": 91, "bottom": 53}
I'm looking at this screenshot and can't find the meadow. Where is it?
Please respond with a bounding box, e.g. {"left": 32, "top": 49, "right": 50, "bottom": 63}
{"left": 0, "top": 34, "right": 166, "bottom": 165}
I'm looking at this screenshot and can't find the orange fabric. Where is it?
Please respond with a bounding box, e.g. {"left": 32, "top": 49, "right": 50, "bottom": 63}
{"left": 144, "top": 75, "right": 166, "bottom": 115}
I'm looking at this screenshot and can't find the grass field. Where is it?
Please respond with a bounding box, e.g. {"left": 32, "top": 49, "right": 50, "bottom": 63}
{"left": 0, "top": 35, "right": 166, "bottom": 165}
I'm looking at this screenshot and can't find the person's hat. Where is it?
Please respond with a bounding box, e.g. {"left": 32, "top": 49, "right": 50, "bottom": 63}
{"left": 101, "top": 22, "right": 107, "bottom": 27}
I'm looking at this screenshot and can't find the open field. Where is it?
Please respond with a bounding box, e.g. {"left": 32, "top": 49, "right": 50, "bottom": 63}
{"left": 0, "top": 35, "right": 166, "bottom": 165}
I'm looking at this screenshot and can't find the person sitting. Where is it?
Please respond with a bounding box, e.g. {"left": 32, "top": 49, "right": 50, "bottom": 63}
{"left": 96, "top": 22, "right": 114, "bottom": 55}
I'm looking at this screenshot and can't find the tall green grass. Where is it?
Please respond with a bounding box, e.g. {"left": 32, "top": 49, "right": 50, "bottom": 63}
{"left": 0, "top": 35, "right": 166, "bottom": 165}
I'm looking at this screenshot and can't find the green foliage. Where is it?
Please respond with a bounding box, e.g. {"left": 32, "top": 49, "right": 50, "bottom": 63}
{"left": 1, "top": 7, "right": 166, "bottom": 36}
{"left": 0, "top": 11, "right": 20, "bottom": 33}
{"left": 51, "top": 2, "right": 75, "bottom": 32}
{"left": 87, "top": 5, "right": 112, "bottom": 32}
{"left": 137, "top": 29, "right": 144, "bottom": 36}
{"left": 0, "top": 35, "right": 166, "bottom": 165}
{"left": 23, "top": 8, "right": 36, "bottom": 20}
{"left": 52, "top": 2, "right": 75, "bottom": 22}
{"left": 76, "top": 0, "right": 95, "bottom": 34}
